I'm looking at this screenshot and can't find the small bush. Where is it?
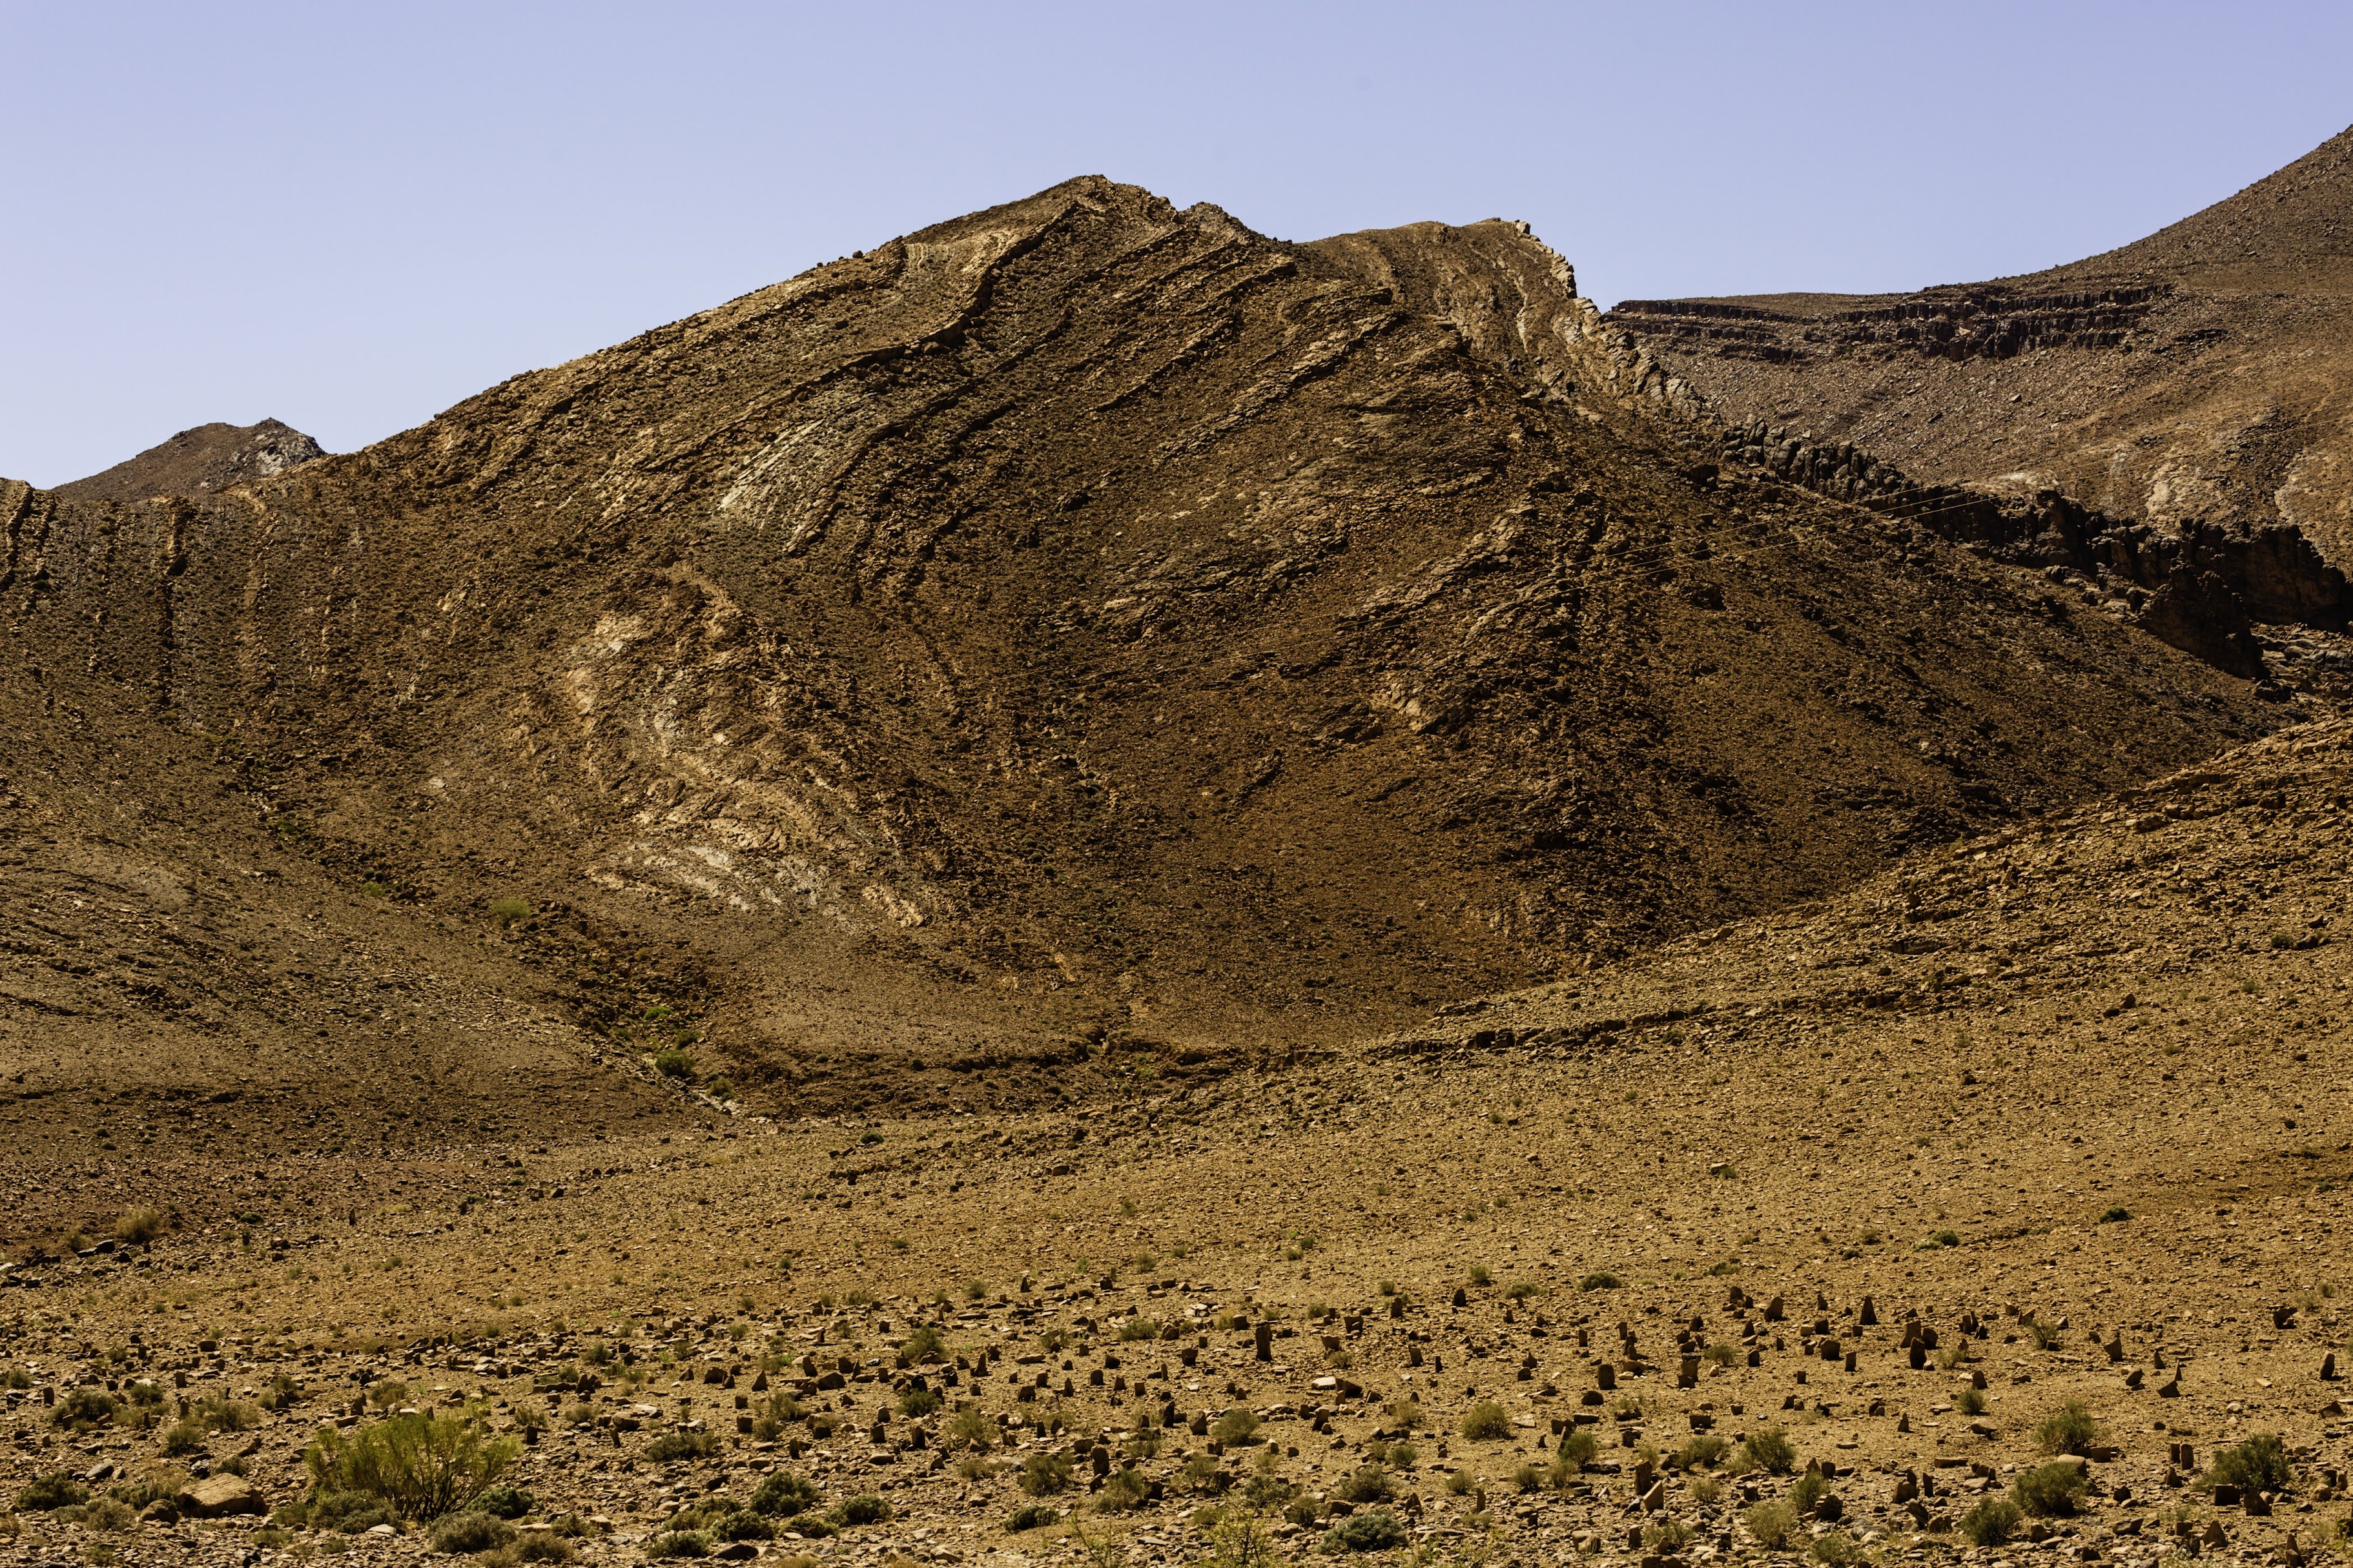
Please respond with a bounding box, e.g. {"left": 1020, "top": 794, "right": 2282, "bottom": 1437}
{"left": 1505, "top": 1281, "right": 1540, "bottom": 1301}
{"left": 898, "top": 1324, "right": 946, "bottom": 1366}
{"left": 1919, "top": 1229, "right": 1960, "bottom": 1250}
{"left": 1809, "top": 1529, "right": 1861, "bottom": 1566}
{"left": 474, "top": 1485, "right": 533, "bottom": 1520}
{"left": 945, "top": 1407, "right": 994, "bottom": 1452}
{"left": 1096, "top": 1468, "right": 1151, "bottom": 1512}
{"left": 750, "top": 1471, "right": 819, "bottom": 1518}
{"left": 1005, "top": 1503, "right": 1058, "bottom": 1531}
{"left": 432, "top": 1511, "right": 515, "bottom": 1553}
{"left": 1579, "top": 1272, "right": 1623, "bottom": 1291}
{"left": 161, "top": 1418, "right": 208, "bottom": 1455}
{"left": 644, "top": 1532, "right": 710, "bottom": 1558}
{"left": 749, "top": 1391, "right": 803, "bottom": 1441}
{"left": 1738, "top": 1428, "right": 1796, "bottom": 1474}
{"left": 1211, "top": 1407, "right": 1261, "bottom": 1446}
{"left": 1019, "top": 1451, "right": 1074, "bottom": 1496}
{"left": 644, "top": 1431, "right": 721, "bottom": 1463}
{"left": 1460, "top": 1401, "right": 1512, "bottom": 1441}
{"left": 652, "top": 1050, "right": 695, "bottom": 1080}
{"left": 1672, "top": 1434, "right": 1729, "bottom": 1471}
{"left": 303, "top": 1411, "right": 520, "bottom": 1521}
{"left": 1960, "top": 1498, "right": 2022, "bottom": 1547}
{"left": 1556, "top": 1428, "right": 1598, "bottom": 1470}
{"left": 2034, "top": 1401, "right": 2101, "bottom": 1458}
{"left": 488, "top": 897, "right": 531, "bottom": 928}
{"left": 53, "top": 1387, "right": 119, "bottom": 1431}
{"left": 1790, "top": 1470, "right": 1831, "bottom": 1516}
{"left": 113, "top": 1206, "right": 167, "bottom": 1245}
{"left": 829, "top": 1494, "right": 889, "bottom": 1528}
{"left": 1466, "top": 1265, "right": 1492, "bottom": 1287}
{"left": 1510, "top": 1462, "right": 1545, "bottom": 1494}
{"left": 1338, "top": 1465, "right": 1394, "bottom": 1505}
{"left": 1443, "top": 1470, "right": 1476, "bottom": 1496}
{"left": 1118, "top": 1317, "right": 1158, "bottom": 1343}
{"left": 1645, "top": 1517, "right": 1693, "bottom": 1551}
{"left": 2013, "top": 1461, "right": 2089, "bottom": 1518}
{"left": 2206, "top": 1434, "right": 2292, "bottom": 1497}
{"left": 16, "top": 1476, "right": 87, "bottom": 1511}
{"left": 1745, "top": 1500, "right": 1798, "bottom": 1549}
{"left": 302, "top": 1490, "right": 399, "bottom": 1534}
{"left": 1323, "top": 1510, "right": 1407, "bottom": 1553}
{"left": 197, "top": 1394, "right": 258, "bottom": 1432}
{"left": 1957, "top": 1386, "right": 1986, "bottom": 1416}
{"left": 2098, "top": 1206, "right": 2130, "bottom": 1223}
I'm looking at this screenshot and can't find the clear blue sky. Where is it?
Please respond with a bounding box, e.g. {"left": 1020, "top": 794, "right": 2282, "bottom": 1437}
{"left": 5, "top": 1, "right": 2348, "bottom": 487}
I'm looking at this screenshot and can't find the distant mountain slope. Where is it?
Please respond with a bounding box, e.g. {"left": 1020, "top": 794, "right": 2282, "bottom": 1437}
{"left": 0, "top": 178, "right": 2288, "bottom": 1126}
{"left": 57, "top": 418, "right": 324, "bottom": 503}
{"left": 1608, "top": 127, "right": 2353, "bottom": 565}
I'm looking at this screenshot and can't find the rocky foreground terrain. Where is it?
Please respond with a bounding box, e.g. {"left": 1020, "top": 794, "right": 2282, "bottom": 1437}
{"left": 4, "top": 718, "right": 2349, "bottom": 1566}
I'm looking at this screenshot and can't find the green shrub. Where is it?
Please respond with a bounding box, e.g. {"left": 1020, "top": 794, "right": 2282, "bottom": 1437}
{"left": 750, "top": 1471, "right": 819, "bottom": 1518}
{"left": 712, "top": 1511, "right": 773, "bottom": 1542}
{"left": 300, "top": 1491, "right": 399, "bottom": 1534}
{"left": 2206, "top": 1434, "right": 2291, "bottom": 1496}
{"left": 644, "top": 1431, "right": 721, "bottom": 1462}
{"left": 828, "top": 1494, "right": 889, "bottom": 1528}
{"left": 1018, "top": 1451, "right": 1074, "bottom": 1496}
{"left": 113, "top": 1206, "right": 167, "bottom": 1245}
{"left": 1957, "top": 1385, "right": 1986, "bottom": 1416}
{"left": 652, "top": 1050, "right": 695, "bottom": 1080}
{"left": 748, "top": 1392, "right": 803, "bottom": 1441}
{"left": 2033, "top": 1401, "right": 2101, "bottom": 1458}
{"left": 1505, "top": 1280, "right": 1540, "bottom": 1301}
{"left": 431, "top": 1511, "right": 514, "bottom": 1553}
{"left": 1338, "top": 1465, "right": 1394, "bottom": 1505}
{"left": 1919, "top": 1229, "right": 1960, "bottom": 1250}
{"left": 1790, "top": 1470, "right": 1830, "bottom": 1516}
{"left": 1211, "top": 1407, "right": 1261, "bottom": 1446}
{"left": 1960, "top": 1498, "right": 2022, "bottom": 1547}
{"left": 898, "top": 1386, "right": 943, "bottom": 1418}
{"left": 1466, "top": 1265, "right": 1492, "bottom": 1287}
{"left": 2098, "top": 1206, "right": 2130, "bottom": 1223}
{"left": 52, "top": 1387, "right": 119, "bottom": 1431}
{"left": 1118, "top": 1317, "right": 1158, "bottom": 1342}
{"left": 1323, "top": 1511, "right": 1406, "bottom": 1553}
{"left": 898, "top": 1324, "right": 946, "bottom": 1366}
{"left": 1578, "top": 1272, "right": 1623, "bottom": 1291}
{"left": 303, "top": 1411, "right": 520, "bottom": 1521}
{"left": 1809, "top": 1529, "right": 1860, "bottom": 1565}
{"left": 644, "top": 1532, "right": 709, "bottom": 1558}
{"left": 1645, "top": 1517, "right": 1693, "bottom": 1551}
{"left": 1738, "top": 1428, "right": 1796, "bottom": 1474}
{"left": 2013, "top": 1461, "right": 2089, "bottom": 1518}
{"left": 1005, "top": 1503, "right": 1058, "bottom": 1531}
{"left": 1510, "top": 1462, "right": 1545, "bottom": 1494}
{"left": 1096, "top": 1468, "right": 1151, "bottom": 1512}
{"left": 488, "top": 897, "right": 531, "bottom": 928}
{"left": 15, "top": 1476, "right": 86, "bottom": 1511}
{"left": 1459, "top": 1401, "right": 1512, "bottom": 1441}
{"left": 1672, "top": 1434, "right": 1729, "bottom": 1471}
{"left": 945, "top": 1407, "right": 994, "bottom": 1452}
{"left": 1556, "top": 1428, "right": 1598, "bottom": 1470}
{"left": 473, "top": 1485, "right": 534, "bottom": 1520}
{"left": 513, "top": 1536, "right": 578, "bottom": 1563}
{"left": 1745, "top": 1500, "right": 1798, "bottom": 1549}
{"left": 161, "top": 1418, "right": 208, "bottom": 1455}
{"left": 196, "top": 1394, "right": 258, "bottom": 1432}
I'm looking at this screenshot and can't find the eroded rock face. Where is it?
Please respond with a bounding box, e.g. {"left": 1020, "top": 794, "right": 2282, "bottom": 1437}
{"left": 56, "top": 418, "right": 325, "bottom": 503}
{"left": 1606, "top": 125, "right": 2353, "bottom": 566}
{"left": 0, "top": 178, "right": 2294, "bottom": 1111}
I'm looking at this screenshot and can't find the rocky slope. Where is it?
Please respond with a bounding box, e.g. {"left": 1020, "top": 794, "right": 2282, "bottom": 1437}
{"left": 56, "top": 420, "right": 325, "bottom": 504}
{"left": 1607, "top": 125, "right": 2353, "bottom": 565}
{"left": 3, "top": 714, "right": 2349, "bottom": 1568}
{"left": 0, "top": 179, "right": 2303, "bottom": 1128}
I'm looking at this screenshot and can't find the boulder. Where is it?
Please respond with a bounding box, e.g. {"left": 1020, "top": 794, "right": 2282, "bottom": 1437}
{"left": 177, "top": 1473, "right": 264, "bottom": 1518}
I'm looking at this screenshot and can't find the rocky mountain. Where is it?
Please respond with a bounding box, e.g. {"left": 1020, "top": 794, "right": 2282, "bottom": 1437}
{"left": 0, "top": 178, "right": 2303, "bottom": 1130}
{"left": 55, "top": 418, "right": 325, "bottom": 504}
{"left": 1608, "top": 125, "right": 2353, "bottom": 565}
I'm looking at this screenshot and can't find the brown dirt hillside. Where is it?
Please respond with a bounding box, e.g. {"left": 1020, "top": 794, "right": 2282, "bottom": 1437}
{"left": 3, "top": 718, "right": 2349, "bottom": 1568}
{"left": 0, "top": 179, "right": 2299, "bottom": 1130}
{"left": 1607, "top": 125, "right": 2353, "bottom": 564}
{"left": 55, "top": 419, "right": 325, "bottom": 504}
